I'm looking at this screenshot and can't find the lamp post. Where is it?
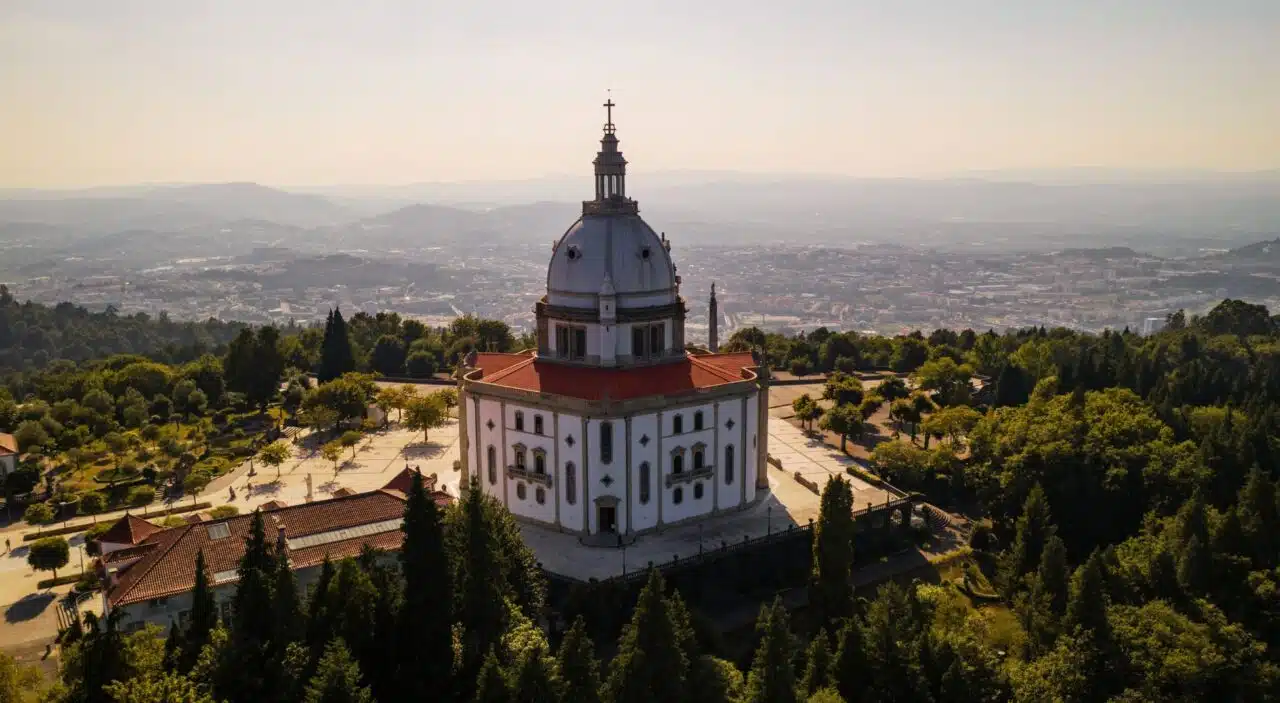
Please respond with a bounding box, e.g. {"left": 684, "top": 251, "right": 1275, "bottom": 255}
{"left": 767, "top": 505, "right": 773, "bottom": 536}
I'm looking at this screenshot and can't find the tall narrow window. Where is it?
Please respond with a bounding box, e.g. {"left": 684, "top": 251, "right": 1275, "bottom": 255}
{"left": 694, "top": 483, "right": 704, "bottom": 500}
{"left": 724, "top": 445, "right": 735, "bottom": 485}
{"left": 693, "top": 447, "right": 705, "bottom": 470}
{"left": 556, "top": 326, "right": 569, "bottom": 358}
{"left": 650, "top": 324, "right": 664, "bottom": 356}
{"left": 566, "top": 462, "right": 577, "bottom": 505}
{"left": 487, "top": 446, "right": 497, "bottom": 485}
{"left": 534, "top": 451, "right": 546, "bottom": 475}
{"left": 673, "top": 487, "right": 684, "bottom": 505}
{"left": 534, "top": 415, "right": 544, "bottom": 435}
{"left": 573, "top": 327, "right": 587, "bottom": 360}
{"left": 515, "top": 448, "right": 526, "bottom": 470}
{"left": 694, "top": 411, "right": 704, "bottom": 431}
{"left": 600, "top": 422, "right": 613, "bottom": 464}
{"left": 639, "top": 462, "right": 651, "bottom": 504}
{"left": 673, "top": 414, "right": 683, "bottom": 435}
{"left": 672, "top": 453, "right": 684, "bottom": 475}
{"left": 632, "top": 327, "right": 647, "bottom": 359}
{"left": 515, "top": 411, "right": 524, "bottom": 432}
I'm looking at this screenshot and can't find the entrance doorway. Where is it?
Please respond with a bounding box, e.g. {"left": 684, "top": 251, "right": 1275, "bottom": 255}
{"left": 598, "top": 505, "right": 617, "bottom": 534}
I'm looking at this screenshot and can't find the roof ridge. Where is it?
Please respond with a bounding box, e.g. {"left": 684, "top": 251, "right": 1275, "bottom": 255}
{"left": 687, "top": 354, "right": 747, "bottom": 383}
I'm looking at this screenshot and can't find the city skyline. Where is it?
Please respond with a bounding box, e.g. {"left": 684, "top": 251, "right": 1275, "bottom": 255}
{"left": 2, "top": 0, "right": 1278, "bottom": 188}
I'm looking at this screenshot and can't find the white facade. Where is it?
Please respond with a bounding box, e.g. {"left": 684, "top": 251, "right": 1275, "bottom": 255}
{"left": 463, "top": 390, "right": 764, "bottom": 538}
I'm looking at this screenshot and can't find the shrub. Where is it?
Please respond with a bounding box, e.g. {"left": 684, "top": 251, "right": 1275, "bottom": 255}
{"left": 969, "top": 523, "right": 994, "bottom": 552}
{"left": 209, "top": 505, "right": 239, "bottom": 519}
{"left": 127, "top": 486, "right": 156, "bottom": 507}
{"left": 23, "top": 502, "right": 55, "bottom": 528}
{"left": 80, "top": 492, "right": 106, "bottom": 515}
{"left": 789, "top": 358, "right": 812, "bottom": 377}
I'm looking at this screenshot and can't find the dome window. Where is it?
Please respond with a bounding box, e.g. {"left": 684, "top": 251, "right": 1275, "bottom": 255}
{"left": 566, "top": 246, "right": 581, "bottom": 261}
{"left": 640, "top": 247, "right": 651, "bottom": 260}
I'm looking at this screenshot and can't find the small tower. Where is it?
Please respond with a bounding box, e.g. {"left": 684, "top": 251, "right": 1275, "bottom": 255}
{"left": 709, "top": 282, "right": 719, "bottom": 352}
{"left": 585, "top": 96, "right": 637, "bottom": 215}
{"left": 599, "top": 273, "right": 617, "bottom": 366}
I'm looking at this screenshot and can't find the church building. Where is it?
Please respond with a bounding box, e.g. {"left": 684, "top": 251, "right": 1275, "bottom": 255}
{"left": 458, "top": 101, "right": 769, "bottom": 542}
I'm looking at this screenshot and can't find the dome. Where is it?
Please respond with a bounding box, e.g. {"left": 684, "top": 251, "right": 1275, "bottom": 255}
{"left": 546, "top": 213, "right": 677, "bottom": 309}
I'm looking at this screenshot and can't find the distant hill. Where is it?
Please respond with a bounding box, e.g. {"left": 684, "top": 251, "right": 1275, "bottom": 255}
{"left": 1225, "top": 238, "right": 1280, "bottom": 261}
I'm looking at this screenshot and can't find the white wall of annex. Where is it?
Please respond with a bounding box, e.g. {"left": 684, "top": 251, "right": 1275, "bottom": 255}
{"left": 659, "top": 400, "right": 716, "bottom": 524}
{"left": 557, "top": 411, "right": 584, "bottom": 533}
{"left": 745, "top": 391, "right": 760, "bottom": 502}
{"left": 476, "top": 398, "right": 505, "bottom": 502}
{"left": 629, "top": 412, "right": 659, "bottom": 531}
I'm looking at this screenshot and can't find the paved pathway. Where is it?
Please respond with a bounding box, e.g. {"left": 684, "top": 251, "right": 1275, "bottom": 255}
{"left": 766, "top": 422, "right": 898, "bottom": 510}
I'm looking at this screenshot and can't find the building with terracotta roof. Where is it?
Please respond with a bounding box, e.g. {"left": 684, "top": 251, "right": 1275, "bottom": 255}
{"left": 0, "top": 433, "right": 18, "bottom": 478}
{"left": 458, "top": 103, "right": 770, "bottom": 543}
{"left": 99, "top": 473, "right": 454, "bottom": 631}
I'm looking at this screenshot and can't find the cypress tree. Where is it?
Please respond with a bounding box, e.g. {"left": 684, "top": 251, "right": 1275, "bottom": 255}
{"left": 456, "top": 480, "right": 510, "bottom": 684}
{"left": 1035, "top": 536, "right": 1070, "bottom": 617}
{"left": 1176, "top": 535, "right": 1209, "bottom": 595}
{"left": 861, "top": 584, "right": 931, "bottom": 703}
{"left": 1237, "top": 466, "right": 1278, "bottom": 568}
{"left": 1064, "top": 551, "right": 1110, "bottom": 639}
{"left": 602, "top": 570, "right": 688, "bottom": 703}
{"left": 163, "top": 620, "right": 183, "bottom": 671}
{"left": 511, "top": 642, "right": 561, "bottom": 703}
{"left": 999, "top": 484, "right": 1055, "bottom": 597}
{"left": 318, "top": 311, "right": 336, "bottom": 383}
{"left": 304, "top": 639, "right": 374, "bottom": 703}
{"left": 182, "top": 549, "right": 218, "bottom": 670}
{"left": 557, "top": 617, "right": 601, "bottom": 703}
{"left": 223, "top": 510, "right": 280, "bottom": 701}
{"left": 745, "top": 598, "right": 797, "bottom": 703}
{"left": 810, "top": 476, "right": 855, "bottom": 624}
{"left": 831, "top": 618, "right": 865, "bottom": 703}
{"left": 273, "top": 555, "right": 304, "bottom": 648}
{"left": 473, "top": 649, "right": 509, "bottom": 703}
{"left": 798, "top": 629, "right": 833, "bottom": 699}
{"left": 318, "top": 307, "right": 356, "bottom": 383}
{"left": 397, "top": 470, "right": 454, "bottom": 701}
{"left": 306, "top": 557, "right": 337, "bottom": 657}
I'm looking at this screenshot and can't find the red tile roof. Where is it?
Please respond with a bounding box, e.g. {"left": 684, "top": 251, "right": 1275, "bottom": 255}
{"left": 260, "top": 500, "right": 289, "bottom": 511}
{"left": 107, "top": 490, "right": 410, "bottom": 608}
{"left": 381, "top": 467, "right": 454, "bottom": 506}
{"left": 0, "top": 433, "right": 17, "bottom": 456}
{"left": 469, "top": 352, "right": 758, "bottom": 401}
{"left": 331, "top": 487, "right": 356, "bottom": 498}
{"left": 98, "top": 514, "right": 163, "bottom": 546}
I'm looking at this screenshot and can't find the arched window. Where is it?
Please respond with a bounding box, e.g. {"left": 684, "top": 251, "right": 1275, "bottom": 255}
{"left": 639, "top": 462, "right": 651, "bottom": 504}
{"left": 724, "top": 445, "right": 735, "bottom": 485}
{"left": 515, "top": 411, "right": 524, "bottom": 432}
{"left": 693, "top": 447, "right": 705, "bottom": 470}
{"left": 516, "top": 483, "right": 526, "bottom": 500}
{"left": 673, "top": 414, "right": 683, "bottom": 434}
{"left": 534, "top": 451, "right": 546, "bottom": 475}
{"left": 693, "top": 483, "right": 704, "bottom": 500}
{"left": 515, "top": 448, "right": 526, "bottom": 470}
{"left": 534, "top": 415, "right": 544, "bottom": 435}
{"left": 566, "top": 463, "right": 577, "bottom": 505}
{"left": 600, "top": 422, "right": 613, "bottom": 464}
{"left": 535, "top": 487, "right": 546, "bottom": 505}
{"left": 673, "top": 487, "right": 684, "bottom": 505}
{"left": 672, "top": 453, "right": 684, "bottom": 475}
{"left": 487, "top": 446, "right": 497, "bottom": 485}
{"left": 694, "top": 411, "right": 704, "bottom": 431}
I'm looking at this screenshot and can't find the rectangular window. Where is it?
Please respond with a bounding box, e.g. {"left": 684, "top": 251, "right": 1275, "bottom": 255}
{"left": 556, "top": 326, "right": 570, "bottom": 358}
{"left": 632, "top": 327, "right": 647, "bottom": 359}
{"left": 650, "top": 324, "right": 665, "bottom": 357}
{"left": 573, "top": 327, "right": 587, "bottom": 360}
{"left": 600, "top": 422, "right": 613, "bottom": 464}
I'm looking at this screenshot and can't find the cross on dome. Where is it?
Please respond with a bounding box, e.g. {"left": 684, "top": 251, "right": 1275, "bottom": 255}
{"left": 603, "top": 93, "right": 616, "bottom": 135}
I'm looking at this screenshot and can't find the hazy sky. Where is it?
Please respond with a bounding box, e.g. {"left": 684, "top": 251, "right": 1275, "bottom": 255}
{"left": 1, "top": 0, "right": 1277, "bottom": 188}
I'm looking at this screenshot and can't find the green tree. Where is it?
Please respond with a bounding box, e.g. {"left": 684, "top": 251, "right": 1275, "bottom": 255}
{"left": 833, "top": 616, "right": 870, "bottom": 703}
{"left": 305, "top": 639, "right": 374, "bottom": 703}
{"left": 258, "top": 441, "right": 292, "bottom": 480}
{"left": 818, "top": 404, "right": 860, "bottom": 454}
{"left": 1064, "top": 551, "right": 1110, "bottom": 639}
{"left": 322, "top": 442, "right": 344, "bottom": 474}
{"left": 396, "top": 470, "right": 454, "bottom": 701}
{"left": 744, "top": 598, "right": 797, "bottom": 703}
{"left": 13, "top": 420, "right": 49, "bottom": 453}
{"left": 799, "top": 629, "right": 833, "bottom": 700}
{"left": 0, "top": 649, "right": 45, "bottom": 701}
{"left": 318, "top": 309, "right": 357, "bottom": 383}
{"left": 511, "top": 640, "right": 561, "bottom": 703}
{"left": 557, "top": 617, "right": 601, "bottom": 703}
{"left": 23, "top": 502, "right": 54, "bottom": 533}
{"left": 225, "top": 327, "right": 286, "bottom": 414}
{"left": 810, "top": 476, "right": 855, "bottom": 624}
{"left": 822, "top": 373, "right": 864, "bottom": 407}
{"left": 27, "top": 536, "right": 70, "bottom": 581}
{"left": 223, "top": 510, "right": 280, "bottom": 701}
{"left": 80, "top": 492, "right": 106, "bottom": 520}
{"left": 999, "top": 484, "right": 1055, "bottom": 597}
{"left": 453, "top": 482, "right": 512, "bottom": 684}
{"left": 404, "top": 394, "right": 447, "bottom": 443}
{"left": 602, "top": 570, "right": 688, "bottom": 703}
{"left": 474, "top": 649, "right": 510, "bottom": 703}
{"left": 912, "top": 357, "right": 974, "bottom": 405}
{"left": 183, "top": 469, "right": 212, "bottom": 505}
{"left": 103, "top": 671, "right": 217, "bottom": 703}
{"left": 339, "top": 430, "right": 362, "bottom": 459}
{"left": 371, "top": 335, "right": 407, "bottom": 377}
{"left": 182, "top": 550, "right": 219, "bottom": 671}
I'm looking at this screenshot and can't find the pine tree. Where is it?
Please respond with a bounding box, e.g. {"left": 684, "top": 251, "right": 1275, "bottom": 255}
{"left": 602, "top": 570, "right": 688, "bottom": 703}
{"left": 273, "top": 555, "right": 304, "bottom": 649}
{"left": 319, "top": 308, "right": 356, "bottom": 383}
{"left": 1237, "top": 465, "right": 1278, "bottom": 568}
{"left": 810, "top": 476, "right": 855, "bottom": 624}
{"left": 304, "top": 639, "right": 374, "bottom": 703}
{"left": 221, "top": 510, "right": 280, "bottom": 702}
{"left": 306, "top": 557, "right": 338, "bottom": 657}
{"left": 557, "top": 617, "right": 601, "bottom": 703}
{"left": 473, "top": 649, "right": 509, "bottom": 703}
{"left": 999, "top": 484, "right": 1055, "bottom": 597}
{"left": 397, "top": 470, "right": 454, "bottom": 701}
{"left": 745, "top": 598, "right": 797, "bottom": 703}
{"left": 798, "top": 629, "right": 833, "bottom": 699}
{"left": 1176, "top": 535, "right": 1209, "bottom": 595}
{"left": 1147, "top": 547, "right": 1180, "bottom": 601}
{"left": 163, "top": 620, "right": 184, "bottom": 671}
{"left": 1064, "top": 551, "right": 1110, "bottom": 639}
{"left": 831, "top": 618, "right": 865, "bottom": 703}
{"left": 861, "top": 584, "right": 931, "bottom": 703}
{"left": 1035, "top": 536, "right": 1070, "bottom": 617}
